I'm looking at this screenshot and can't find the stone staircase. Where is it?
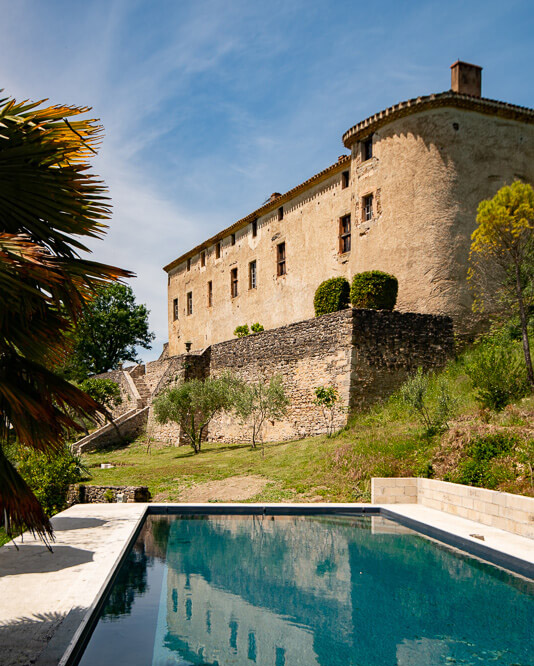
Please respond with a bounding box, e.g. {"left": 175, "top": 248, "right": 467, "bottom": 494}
{"left": 132, "top": 375, "right": 151, "bottom": 406}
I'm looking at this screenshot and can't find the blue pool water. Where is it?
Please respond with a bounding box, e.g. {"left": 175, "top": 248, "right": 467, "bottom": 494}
{"left": 77, "top": 514, "right": 534, "bottom": 666}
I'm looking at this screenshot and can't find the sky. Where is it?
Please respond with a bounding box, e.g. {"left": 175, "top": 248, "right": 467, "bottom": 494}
{"left": 1, "top": 0, "right": 533, "bottom": 361}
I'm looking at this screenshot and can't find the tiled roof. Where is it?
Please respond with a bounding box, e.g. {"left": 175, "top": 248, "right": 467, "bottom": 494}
{"left": 163, "top": 155, "right": 350, "bottom": 273}
{"left": 342, "top": 90, "right": 534, "bottom": 147}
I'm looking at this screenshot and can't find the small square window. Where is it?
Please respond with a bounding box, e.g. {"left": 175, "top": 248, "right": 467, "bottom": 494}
{"left": 278, "top": 206, "right": 283, "bottom": 221}
{"left": 363, "top": 136, "right": 373, "bottom": 161}
{"left": 173, "top": 298, "right": 179, "bottom": 321}
{"left": 342, "top": 170, "right": 350, "bottom": 189}
{"left": 252, "top": 219, "right": 258, "bottom": 237}
{"left": 339, "top": 215, "right": 351, "bottom": 253}
{"left": 215, "top": 242, "right": 221, "bottom": 259}
{"left": 231, "top": 268, "right": 238, "bottom": 298}
{"left": 207, "top": 281, "right": 213, "bottom": 307}
{"left": 363, "top": 194, "right": 374, "bottom": 221}
{"left": 186, "top": 291, "right": 193, "bottom": 315}
{"left": 231, "top": 233, "right": 236, "bottom": 246}
{"left": 200, "top": 251, "right": 206, "bottom": 267}
{"left": 249, "top": 260, "right": 257, "bottom": 289}
{"left": 277, "top": 242, "right": 286, "bottom": 276}
{"left": 186, "top": 258, "right": 191, "bottom": 271}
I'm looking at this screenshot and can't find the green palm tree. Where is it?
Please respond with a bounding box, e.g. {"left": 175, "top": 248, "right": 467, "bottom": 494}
{"left": 0, "top": 93, "right": 133, "bottom": 543}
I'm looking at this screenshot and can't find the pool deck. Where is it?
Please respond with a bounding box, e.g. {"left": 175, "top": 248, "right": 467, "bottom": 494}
{"left": 0, "top": 502, "right": 533, "bottom": 666}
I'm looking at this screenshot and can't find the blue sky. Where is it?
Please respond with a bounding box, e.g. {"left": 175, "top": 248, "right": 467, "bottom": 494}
{"left": 1, "top": 0, "right": 533, "bottom": 360}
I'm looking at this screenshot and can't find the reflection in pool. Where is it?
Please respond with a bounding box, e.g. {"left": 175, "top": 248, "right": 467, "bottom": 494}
{"left": 77, "top": 514, "right": 534, "bottom": 666}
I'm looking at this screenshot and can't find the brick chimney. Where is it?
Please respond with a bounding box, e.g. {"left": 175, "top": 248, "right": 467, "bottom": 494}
{"left": 450, "top": 60, "right": 482, "bottom": 97}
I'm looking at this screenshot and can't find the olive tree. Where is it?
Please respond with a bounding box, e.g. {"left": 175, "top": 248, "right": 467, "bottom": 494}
{"left": 153, "top": 374, "right": 240, "bottom": 453}
{"left": 233, "top": 375, "right": 289, "bottom": 448}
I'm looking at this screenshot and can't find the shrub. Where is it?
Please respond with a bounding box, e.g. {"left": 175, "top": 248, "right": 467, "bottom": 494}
{"left": 104, "top": 489, "right": 115, "bottom": 503}
{"left": 79, "top": 377, "right": 122, "bottom": 410}
{"left": 350, "top": 271, "right": 398, "bottom": 310}
{"left": 234, "top": 324, "right": 250, "bottom": 338}
{"left": 14, "top": 446, "right": 88, "bottom": 517}
{"left": 399, "top": 368, "right": 455, "bottom": 436}
{"left": 314, "top": 277, "right": 350, "bottom": 317}
{"left": 251, "top": 323, "right": 264, "bottom": 334}
{"left": 313, "top": 385, "right": 342, "bottom": 436}
{"left": 445, "top": 433, "right": 519, "bottom": 489}
{"left": 465, "top": 340, "right": 529, "bottom": 411}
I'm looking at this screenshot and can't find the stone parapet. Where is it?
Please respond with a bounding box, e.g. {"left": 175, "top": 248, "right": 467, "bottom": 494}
{"left": 66, "top": 484, "right": 150, "bottom": 505}
{"left": 371, "top": 477, "right": 534, "bottom": 539}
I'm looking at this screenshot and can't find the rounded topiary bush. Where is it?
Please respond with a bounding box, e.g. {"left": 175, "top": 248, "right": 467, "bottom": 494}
{"left": 314, "top": 277, "right": 350, "bottom": 317}
{"left": 350, "top": 271, "right": 398, "bottom": 310}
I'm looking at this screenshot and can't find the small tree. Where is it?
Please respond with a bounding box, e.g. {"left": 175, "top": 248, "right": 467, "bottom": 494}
{"left": 469, "top": 182, "right": 534, "bottom": 387}
{"left": 233, "top": 375, "right": 289, "bottom": 448}
{"left": 153, "top": 375, "right": 239, "bottom": 453}
{"left": 313, "top": 386, "right": 341, "bottom": 436}
{"left": 399, "top": 368, "right": 455, "bottom": 436}
{"left": 78, "top": 377, "right": 122, "bottom": 411}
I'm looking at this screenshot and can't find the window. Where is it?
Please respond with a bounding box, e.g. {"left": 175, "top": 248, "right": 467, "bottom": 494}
{"left": 363, "top": 194, "right": 374, "bottom": 221}
{"left": 363, "top": 136, "right": 373, "bottom": 161}
{"left": 277, "top": 242, "right": 286, "bottom": 276}
{"left": 216, "top": 242, "right": 221, "bottom": 259}
{"left": 173, "top": 298, "right": 179, "bottom": 321}
{"left": 278, "top": 206, "right": 283, "bottom": 221}
{"left": 207, "top": 281, "right": 213, "bottom": 307}
{"left": 200, "top": 251, "right": 206, "bottom": 267}
{"left": 186, "top": 258, "right": 191, "bottom": 271}
{"left": 230, "top": 268, "right": 238, "bottom": 297}
{"left": 231, "top": 233, "right": 236, "bottom": 246}
{"left": 252, "top": 219, "right": 258, "bottom": 237}
{"left": 342, "top": 170, "right": 350, "bottom": 189}
{"left": 339, "top": 214, "right": 351, "bottom": 253}
{"left": 249, "top": 260, "right": 257, "bottom": 289}
{"left": 186, "top": 291, "right": 193, "bottom": 315}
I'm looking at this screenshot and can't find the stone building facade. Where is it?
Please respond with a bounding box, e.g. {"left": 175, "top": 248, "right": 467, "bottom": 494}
{"left": 164, "top": 62, "right": 534, "bottom": 355}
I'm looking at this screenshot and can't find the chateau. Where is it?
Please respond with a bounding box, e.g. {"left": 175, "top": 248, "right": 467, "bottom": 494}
{"left": 164, "top": 61, "right": 534, "bottom": 354}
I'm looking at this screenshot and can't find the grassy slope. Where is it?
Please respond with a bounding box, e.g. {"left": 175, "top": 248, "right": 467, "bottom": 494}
{"left": 85, "top": 350, "right": 534, "bottom": 502}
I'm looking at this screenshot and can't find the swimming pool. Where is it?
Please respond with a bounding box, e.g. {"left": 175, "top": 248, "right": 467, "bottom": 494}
{"left": 74, "top": 512, "right": 533, "bottom": 666}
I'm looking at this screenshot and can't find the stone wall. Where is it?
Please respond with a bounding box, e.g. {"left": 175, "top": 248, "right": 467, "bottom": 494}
{"left": 75, "top": 406, "right": 149, "bottom": 453}
{"left": 371, "top": 477, "right": 534, "bottom": 539}
{"left": 67, "top": 484, "right": 150, "bottom": 505}
{"left": 148, "top": 308, "right": 453, "bottom": 444}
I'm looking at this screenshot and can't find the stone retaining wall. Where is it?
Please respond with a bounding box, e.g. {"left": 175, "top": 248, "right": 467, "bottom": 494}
{"left": 371, "top": 477, "right": 534, "bottom": 539}
{"left": 148, "top": 308, "right": 453, "bottom": 444}
{"left": 67, "top": 484, "right": 150, "bottom": 505}
{"left": 75, "top": 406, "right": 149, "bottom": 453}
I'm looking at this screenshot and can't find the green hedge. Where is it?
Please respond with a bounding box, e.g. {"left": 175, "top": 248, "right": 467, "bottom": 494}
{"left": 314, "top": 277, "right": 350, "bottom": 317}
{"left": 350, "top": 271, "right": 398, "bottom": 310}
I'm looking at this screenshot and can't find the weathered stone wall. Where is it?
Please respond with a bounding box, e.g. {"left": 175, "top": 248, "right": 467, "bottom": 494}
{"left": 67, "top": 484, "right": 150, "bottom": 505}
{"left": 147, "top": 308, "right": 454, "bottom": 444}
{"left": 75, "top": 406, "right": 149, "bottom": 453}
{"left": 91, "top": 369, "right": 137, "bottom": 419}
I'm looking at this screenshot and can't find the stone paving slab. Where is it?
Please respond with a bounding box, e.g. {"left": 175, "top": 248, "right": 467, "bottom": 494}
{"left": 0, "top": 503, "right": 147, "bottom": 666}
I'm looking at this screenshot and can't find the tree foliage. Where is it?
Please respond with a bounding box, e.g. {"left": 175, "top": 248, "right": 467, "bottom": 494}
{"left": 78, "top": 377, "right": 122, "bottom": 411}
{"left": 469, "top": 182, "right": 534, "bottom": 386}
{"left": 0, "top": 93, "right": 132, "bottom": 541}
{"left": 233, "top": 375, "right": 289, "bottom": 448}
{"left": 153, "top": 375, "right": 239, "bottom": 453}
{"left": 64, "top": 283, "right": 154, "bottom": 378}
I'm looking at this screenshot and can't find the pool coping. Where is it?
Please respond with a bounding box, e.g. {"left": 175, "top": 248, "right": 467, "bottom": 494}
{"left": 1, "top": 501, "right": 532, "bottom": 666}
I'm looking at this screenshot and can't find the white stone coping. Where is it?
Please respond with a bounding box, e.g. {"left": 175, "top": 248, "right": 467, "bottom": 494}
{"left": 0, "top": 501, "right": 533, "bottom": 666}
